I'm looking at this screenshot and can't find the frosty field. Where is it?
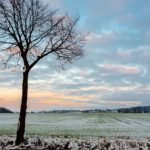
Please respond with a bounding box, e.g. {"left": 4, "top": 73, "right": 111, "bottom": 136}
{"left": 0, "top": 113, "right": 150, "bottom": 138}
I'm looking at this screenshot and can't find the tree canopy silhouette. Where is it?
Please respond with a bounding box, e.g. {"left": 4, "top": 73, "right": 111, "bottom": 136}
{"left": 0, "top": 107, "right": 13, "bottom": 113}
{"left": 0, "top": 0, "right": 85, "bottom": 145}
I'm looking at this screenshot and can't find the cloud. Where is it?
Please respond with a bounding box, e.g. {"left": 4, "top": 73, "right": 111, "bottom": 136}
{"left": 91, "top": 100, "right": 141, "bottom": 107}
{"left": 98, "top": 64, "right": 141, "bottom": 75}
{"left": 44, "top": 0, "right": 62, "bottom": 9}
{"left": 1, "top": 0, "right": 150, "bottom": 110}
{"left": 86, "top": 32, "right": 118, "bottom": 46}
{"left": 37, "top": 99, "right": 86, "bottom": 107}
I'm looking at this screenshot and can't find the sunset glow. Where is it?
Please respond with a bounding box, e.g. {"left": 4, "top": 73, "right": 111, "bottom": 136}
{"left": 1, "top": 0, "right": 150, "bottom": 111}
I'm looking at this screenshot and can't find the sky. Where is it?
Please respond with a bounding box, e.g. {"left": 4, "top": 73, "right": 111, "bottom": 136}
{"left": 1, "top": 0, "right": 150, "bottom": 111}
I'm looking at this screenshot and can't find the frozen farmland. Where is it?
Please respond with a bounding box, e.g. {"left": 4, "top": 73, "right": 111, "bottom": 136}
{"left": 0, "top": 113, "right": 150, "bottom": 137}
{"left": 0, "top": 113, "right": 150, "bottom": 149}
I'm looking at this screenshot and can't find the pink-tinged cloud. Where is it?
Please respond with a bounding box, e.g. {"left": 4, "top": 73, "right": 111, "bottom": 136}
{"left": 98, "top": 64, "right": 141, "bottom": 74}
{"left": 0, "top": 97, "right": 21, "bottom": 111}
{"left": 29, "top": 91, "right": 97, "bottom": 102}
{"left": 37, "top": 99, "right": 86, "bottom": 107}
{"left": 28, "top": 92, "right": 96, "bottom": 110}
{"left": 0, "top": 86, "right": 143, "bottom": 111}
{"left": 6, "top": 47, "right": 19, "bottom": 54}
{"left": 86, "top": 32, "right": 118, "bottom": 45}
{"left": 0, "top": 88, "right": 24, "bottom": 111}
{"left": 98, "top": 100, "right": 142, "bottom": 107}
{"left": 0, "top": 87, "right": 97, "bottom": 111}
{"left": 78, "top": 85, "right": 138, "bottom": 94}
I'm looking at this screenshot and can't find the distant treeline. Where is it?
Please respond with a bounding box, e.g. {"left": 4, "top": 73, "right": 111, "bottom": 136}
{"left": 1, "top": 106, "right": 150, "bottom": 113}
{"left": 36, "top": 106, "right": 150, "bottom": 113}
{"left": 37, "top": 109, "right": 109, "bottom": 113}
{"left": 117, "top": 106, "right": 150, "bottom": 113}
{"left": 0, "top": 107, "right": 13, "bottom": 113}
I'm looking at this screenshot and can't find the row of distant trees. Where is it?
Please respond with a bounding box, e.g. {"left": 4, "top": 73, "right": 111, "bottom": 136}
{"left": 0, "top": 107, "right": 13, "bottom": 113}
{"left": 34, "top": 106, "right": 150, "bottom": 113}
{"left": 1, "top": 106, "right": 150, "bottom": 113}
{"left": 117, "top": 106, "right": 150, "bottom": 113}
{"left": 0, "top": 106, "right": 150, "bottom": 113}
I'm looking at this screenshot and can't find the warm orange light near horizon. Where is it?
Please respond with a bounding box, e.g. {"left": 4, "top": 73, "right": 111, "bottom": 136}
{"left": 0, "top": 88, "right": 21, "bottom": 109}
{"left": 0, "top": 87, "right": 91, "bottom": 111}
{"left": 0, "top": 86, "right": 142, "bottom": 111}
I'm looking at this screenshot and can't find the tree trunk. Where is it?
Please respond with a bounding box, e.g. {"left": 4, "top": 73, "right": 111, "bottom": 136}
{"left": 15, "top": 71, "right": 29, "bottom": 145}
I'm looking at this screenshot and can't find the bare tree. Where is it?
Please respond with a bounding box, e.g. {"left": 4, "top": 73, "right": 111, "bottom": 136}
{"left": 0, "top": 0, "right": 85, "bottom": 145}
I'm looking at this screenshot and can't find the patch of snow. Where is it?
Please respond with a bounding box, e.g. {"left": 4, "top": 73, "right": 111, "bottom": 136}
{"left": 0, "top": 136, "right": 150, "bottom": 150}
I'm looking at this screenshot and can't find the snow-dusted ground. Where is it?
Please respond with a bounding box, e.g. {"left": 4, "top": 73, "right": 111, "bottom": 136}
{"left": 0, "top": 113, "right": 150, "bottom": 149}
{"left": 0, "top": 136, "right": 150, "bottom": 150}
{"left": 0, "top": 113, "right": 150, "bottom": 137}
